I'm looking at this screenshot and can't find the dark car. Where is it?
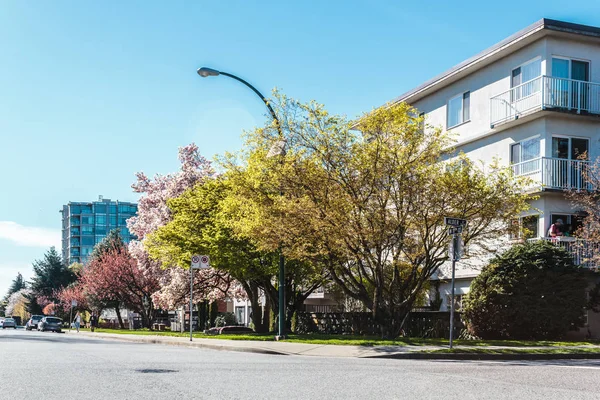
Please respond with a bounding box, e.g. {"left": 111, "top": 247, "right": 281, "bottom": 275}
{"left": 26, "top": 315, "right": 44, "bottom": 331}
{"left": 38, "top": 317, "right": 62, "bottom": 333}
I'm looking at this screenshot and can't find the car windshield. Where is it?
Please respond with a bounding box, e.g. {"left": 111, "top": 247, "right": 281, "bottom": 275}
{"left": 5, "top": 319, "right": 14, "bottom": 322}
{"left": 32, "top": 315, "right": 43, "bottom": 320}
{"left": 46, "top": 318, "right": 62, "bottom": 323}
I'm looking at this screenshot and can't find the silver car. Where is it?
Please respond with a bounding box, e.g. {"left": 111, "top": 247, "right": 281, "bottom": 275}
{"left": 1, "top": 318, "right": 17, "bottom": 329}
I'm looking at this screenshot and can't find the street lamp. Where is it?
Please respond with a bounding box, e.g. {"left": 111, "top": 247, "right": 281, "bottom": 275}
{"left": 197, "top": 67, "right": 287, "bottom": 340}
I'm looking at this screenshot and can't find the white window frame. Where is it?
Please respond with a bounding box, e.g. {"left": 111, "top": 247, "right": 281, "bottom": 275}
{"left": 550, "top": 135, "right": 590, "bottom": 160}
{"left": 511, "top": 56, "right": 542, "bottom": 87}
{"left": 551, "top": 55, "right": 592, "bottom": 81}
{"left": 510, "top": 134, "right": 541, "bottom": 164}
{"left": 446, "top": 91, "right": 470, "bottom": 129}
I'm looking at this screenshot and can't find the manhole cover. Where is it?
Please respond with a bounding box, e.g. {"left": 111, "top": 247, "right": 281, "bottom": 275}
{"left": 136, "top": 369, "right": 178, "bottom": 374}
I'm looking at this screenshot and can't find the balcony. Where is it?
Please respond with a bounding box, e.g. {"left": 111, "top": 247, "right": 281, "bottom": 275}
{"left": 491, "top": 76, "right": 600, "bottom": 127}
{"left": 529, "top": 237, "right": 599, "bottom": 268}
{"left": 511, "top": 157, "right": 591, "bottom": 191}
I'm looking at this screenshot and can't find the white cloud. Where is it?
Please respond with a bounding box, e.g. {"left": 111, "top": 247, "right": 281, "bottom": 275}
{"left": 0, "top": 221, "right": 60, "bottom": 249}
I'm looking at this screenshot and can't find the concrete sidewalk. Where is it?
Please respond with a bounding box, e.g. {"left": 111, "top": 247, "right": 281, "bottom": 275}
{"left": 66, "top": 331, "right": 438, "bottom": 357}
{"left": 66, "top": 331, "right": 600, "bottom": 360}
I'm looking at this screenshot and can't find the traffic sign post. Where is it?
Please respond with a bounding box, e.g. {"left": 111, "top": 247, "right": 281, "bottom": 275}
{"left": 445, "top": 217, "right": 466, "bottom": 349}
{"left": 189, "top": 255, "right": 209, "bottom": 342}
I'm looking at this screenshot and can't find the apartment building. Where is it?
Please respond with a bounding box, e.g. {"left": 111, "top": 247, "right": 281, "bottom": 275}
{"left": 60, "top": 196, "right": 138, "bottom": 265}
{"left": 377, "top": 19, "right": 600, "bottom": 319}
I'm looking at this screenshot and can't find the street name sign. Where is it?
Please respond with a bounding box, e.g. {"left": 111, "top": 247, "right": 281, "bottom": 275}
{"left": 445, "top": 217, "right": 467, "bottom": 227}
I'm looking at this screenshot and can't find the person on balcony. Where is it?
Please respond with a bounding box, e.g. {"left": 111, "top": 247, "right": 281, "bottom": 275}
{"left": 548, "top": 219, "right": 564, "bottom": 239}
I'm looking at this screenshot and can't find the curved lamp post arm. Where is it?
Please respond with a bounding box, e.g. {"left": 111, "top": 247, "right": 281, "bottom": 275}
{"left": 218, "top": 72, "right": 280, "bottom": 127}
{"left": 197, "top": 67, "right": 281, "bottom": 134}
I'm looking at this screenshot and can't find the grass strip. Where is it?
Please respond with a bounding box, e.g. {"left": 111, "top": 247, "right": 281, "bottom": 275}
{"left": 73, "top": 328, "right": 600, "bottom": 348}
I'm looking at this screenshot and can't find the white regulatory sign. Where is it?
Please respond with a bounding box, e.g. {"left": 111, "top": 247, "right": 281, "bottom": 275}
{"left": 191, "top": 255, "right": 201, "bottom": 269}
{"left": 200, "top": 255, "right": 210, "bottom": 269}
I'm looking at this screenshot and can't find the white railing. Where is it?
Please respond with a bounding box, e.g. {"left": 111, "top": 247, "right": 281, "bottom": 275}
{"left": 528, "top": 237, "right": 600, "bottom": 268}
{"left": 511, "top": 157, "right": 590, "bottom": 191}
{"left": 543, "top": 76, "right": 600, "bottom": 114}
{"left": 491, "top": 76, "right": 600, "bottom": 127}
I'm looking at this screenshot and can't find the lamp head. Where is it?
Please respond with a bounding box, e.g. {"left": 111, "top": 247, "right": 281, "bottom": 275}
{"left": 197, "top": 67, "right": 221, "bottom": 77}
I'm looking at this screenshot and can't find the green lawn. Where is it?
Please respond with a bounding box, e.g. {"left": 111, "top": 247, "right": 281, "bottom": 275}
{"left": 73, "top": 328, "right": 600, "bottom": 348}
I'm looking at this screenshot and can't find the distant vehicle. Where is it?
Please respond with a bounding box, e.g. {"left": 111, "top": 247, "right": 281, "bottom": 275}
{"left": 1, "top": 318, "right": 17, "bottom": 329}
{"left": 26, "top": 315, "right": 44, "bottom": 331}
{"left": 38, "top": 317, "right": 62, "bottom": 333}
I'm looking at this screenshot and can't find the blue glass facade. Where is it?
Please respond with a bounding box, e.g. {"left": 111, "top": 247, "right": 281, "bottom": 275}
{"left": 61, "top": 196, "right": 138, "bottom": 265}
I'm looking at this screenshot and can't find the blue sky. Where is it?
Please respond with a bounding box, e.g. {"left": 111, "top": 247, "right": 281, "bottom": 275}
{"left": 1, "top": 0, "right": 600, "bottom": 294}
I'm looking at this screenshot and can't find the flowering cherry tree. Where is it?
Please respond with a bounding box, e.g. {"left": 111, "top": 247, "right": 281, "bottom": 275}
{"left": 128, "top": 143, "right": 239, "bottom": 307}
{"left": 82, "top": 247, "right": 161, "bottom": 328}
{"left": 56, "top": 283, "right": 88, "bottom": 313}
{"left": 5, "top": 288, "right": 31, "bottom": 318}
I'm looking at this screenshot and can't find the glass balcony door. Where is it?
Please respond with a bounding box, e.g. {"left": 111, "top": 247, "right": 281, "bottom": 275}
{"left": 550, "top": 136, "right": 589, "bottom": 189}
{"left": 551, "top": 58, "right": 590, "bottom": 110}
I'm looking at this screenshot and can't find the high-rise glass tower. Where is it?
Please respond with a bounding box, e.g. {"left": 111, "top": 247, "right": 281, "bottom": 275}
{"left": 60, "top": 196, "right": 138, "bottom": 265}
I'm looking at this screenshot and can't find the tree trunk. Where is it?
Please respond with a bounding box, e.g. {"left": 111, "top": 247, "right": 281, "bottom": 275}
{"left": 246, "top": 282, "right": 266, "bottom": 333}
{"left": 115, "top": 306, "right": 125, "bottom": 329}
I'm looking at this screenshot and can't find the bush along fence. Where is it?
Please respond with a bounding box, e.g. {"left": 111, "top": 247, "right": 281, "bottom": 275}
{"left": 294, "top": 311, "right": 464, "bottom": 339}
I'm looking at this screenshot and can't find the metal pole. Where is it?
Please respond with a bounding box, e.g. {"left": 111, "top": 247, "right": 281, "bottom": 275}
{"left": 449, "top": 234, "right": 458, "bottom": 349}
{"left": 198, "top": 68, "right": 286, "bottom": 340}
{"left": 69, "top": 302, "right": 73, "bottom": 333}
{"left": 277, "top": 252, "right": 285, "bottom": 339}
{"left": 190, "top": 267, "right": 194, "bottom": 342}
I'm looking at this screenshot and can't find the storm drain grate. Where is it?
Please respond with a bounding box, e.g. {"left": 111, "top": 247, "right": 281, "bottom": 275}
{"left": 136, "top": 369, "right": 178, "bottom": 374}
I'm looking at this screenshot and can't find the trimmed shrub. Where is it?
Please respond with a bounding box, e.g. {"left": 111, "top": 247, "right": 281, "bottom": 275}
{"left": 463, "top": 241, "right": 588, "bottom": 340}
{"left": 214, "top": 312, "right": 237, "bottom": 327}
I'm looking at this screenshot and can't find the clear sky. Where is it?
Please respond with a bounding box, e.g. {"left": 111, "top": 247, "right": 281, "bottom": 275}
{"left": 1, "top": 0, "right": 600, "bottom": 295}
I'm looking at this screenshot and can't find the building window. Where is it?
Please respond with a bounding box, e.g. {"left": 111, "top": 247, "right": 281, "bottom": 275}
{"left": 109, "top": 215, "right": 117, "bottom": 227}
{"left": 510, "top": 136, "right": 540, "bottom": 175}
{"left": 235, "top": 306, "right": 246, "bottom": 325}
{"left": 447, "top": 91, "right": 470, "bottom": 128}
{"left": 81, "top": 226, "right": 93, "bottom": 235}
{"left": 95, "top": 214, "right": 106, "bottom": 226}
{"left": 81, "top": 205, "right": 92, "bottom": 214}
{"left": 81, "top": 216, "right": 94, "bottom": 225}
{"left": 82, "top": 236, "right": 94, "bottom": 246}
{"left": 95, "top": 204, "right": 107, "bottom": 213}
{"left": 446, "top": 294, "right": 463, "bottom": 311}
{"left": 512, "top": 58, "right": 541, "bottom": 87}
{"left": 548, "top": 214, "right": 585, "bottom": 237}
{"left": 552, "top": 137, "right": 589, "bottom": 160}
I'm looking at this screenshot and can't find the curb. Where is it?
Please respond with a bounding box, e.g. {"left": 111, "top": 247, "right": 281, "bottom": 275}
{"left": 367, "top": 352, "right": 600, "bottom": 361}
{"left": 66, "top": 331, "right": 287, "bottom": 356}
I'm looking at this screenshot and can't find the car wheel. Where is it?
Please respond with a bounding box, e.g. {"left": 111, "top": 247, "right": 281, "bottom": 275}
{"left": 13, "top": 327, "right": 16, "bottom": 329}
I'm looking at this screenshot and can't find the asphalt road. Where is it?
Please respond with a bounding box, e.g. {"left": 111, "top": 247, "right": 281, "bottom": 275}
{"left": 2, "top": 328, "right": 600, "bottom": 399}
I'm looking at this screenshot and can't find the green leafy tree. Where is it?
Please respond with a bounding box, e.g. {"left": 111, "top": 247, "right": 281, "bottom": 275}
{"left": 26, "top": 247, "right": 76, "bottom": 317}
{"left": 463, "top": 241, "right": 588, "bottom": 340}
{"left": 145, "top": 178, "right": 324, "bottom": 332}
{"left": 222, "top": 92, "right": 531, "bottom": 338}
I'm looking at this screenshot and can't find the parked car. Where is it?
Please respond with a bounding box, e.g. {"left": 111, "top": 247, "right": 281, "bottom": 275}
{"left": 38, "top": 317, "right": 63, "bottom": 333}
{"left": 26, "top": 315, "right": 44, "bottom": 331}
{"left": 1, "top": 318, "right": 17, "bottom": 329}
